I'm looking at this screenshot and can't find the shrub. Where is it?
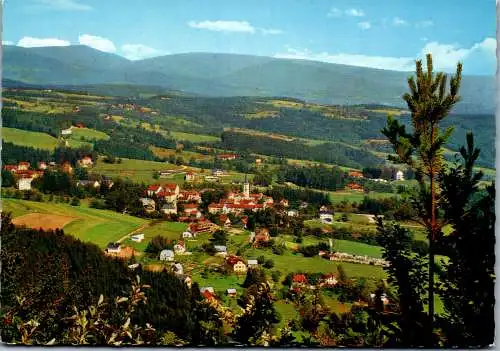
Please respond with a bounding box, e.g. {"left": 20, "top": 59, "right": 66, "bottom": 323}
{"left": 263, "top": 259, "right": 274, "bottom": 269}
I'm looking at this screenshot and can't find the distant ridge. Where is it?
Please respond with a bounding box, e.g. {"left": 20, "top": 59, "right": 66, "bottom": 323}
{"left": 3, "top": 45, "right": 495, "bottom": 114}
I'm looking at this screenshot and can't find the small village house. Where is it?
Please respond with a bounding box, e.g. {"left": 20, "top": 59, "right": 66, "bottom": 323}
{"left": 172, "top": 262, "right": 184, "bottom": 275}
{"left": 79, "top": 156, "right": 94, "bottom": 168}
{"left": 233, "top": 261, "right": 247, "bottom": 274}
{"left": 131, "top": 234, "right": 145, "bottom": 243}
{"left": 182, "top": 231, "right": 194, "bottom": 239}
{"left": 106, "top": 243, "right": 121, "bottom": 254}
{"left": 395, "top": 170, "right": 405, "bottom": 181}
{"left": 214, "top": 245, "right": 228, "bottom": 256}
{"left": 146, "top": 184, "right": 163, "bottom": 197}
{"left": 16, "top": 175, "right": 33, "bottom": 191}
{"left": 77, "top": 180, "right": 100, "bottom": 188}
{"left": 185, "top": 172, "right": 196, "bottom": 182}
{"left": 226, "top": 288, "right": 237, "bottom": 297}
{"left": 161, "top": 202, "right": 177, "bottom": 215}
{"left": 61, "top": 127, "right": 73, "bottom": 136}
{"left": 174, "top": 241, "right": 186, "bottom": 254}
{"left": 287, "top": 210, "right": 298, "bottom": 217}
{"left": 159, "top": 249, "right": 175, "bottom": 261}
{"left": 38, "top": 162, "right": 47, "bottom": 170}
{"left": 247, "top": 259, "right": 258, "bottom": 268}
{"left": 253, "top": 228, "right": 270, "bottom": 247}
{"left": 319, "top": 211, "right": 334, "bottom": 224}
{"left": 18, "top": 162, "right": 30, "bottom": 171}
{"left": 139, "top": 198, "right": 156, "bottom": 212}
{"left": 348, "top": 170, "right": 364, "bottom": 178}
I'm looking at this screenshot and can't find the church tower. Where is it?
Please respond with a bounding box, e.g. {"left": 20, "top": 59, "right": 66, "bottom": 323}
{"left": 243, "top": 174, "right": 250, "bottom": 198}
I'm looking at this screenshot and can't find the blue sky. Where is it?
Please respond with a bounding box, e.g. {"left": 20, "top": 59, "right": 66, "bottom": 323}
{"left": 3, "top": 0, "right": 497, "bottom": 74}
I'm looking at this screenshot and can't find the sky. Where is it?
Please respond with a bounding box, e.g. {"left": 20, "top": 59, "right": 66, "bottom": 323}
{"left": 3, "top": 0, "right": 497, "bottom": 75}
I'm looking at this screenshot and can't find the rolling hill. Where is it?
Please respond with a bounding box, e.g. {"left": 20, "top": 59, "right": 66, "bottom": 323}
{"left": 3, "top": 45, "right": 495, "bottom": 114}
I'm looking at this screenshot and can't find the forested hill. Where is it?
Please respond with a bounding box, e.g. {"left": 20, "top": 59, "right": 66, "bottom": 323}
{"left": 3, "top": 45, "right": 495, "bottom": 114}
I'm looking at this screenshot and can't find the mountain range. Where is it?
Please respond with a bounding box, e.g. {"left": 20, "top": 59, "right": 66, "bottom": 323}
{"left": 3, "top": 45, "right": 496, "bottom": 114}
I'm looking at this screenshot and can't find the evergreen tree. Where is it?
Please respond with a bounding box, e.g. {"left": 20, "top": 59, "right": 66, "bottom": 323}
{"left": 381, "top": 54, "right": 462, "bottom": 342}
{"left": 232, "top": 282, "right": 280, "bottom": 345}
{"left": 437, "top": 133, "right": 495, "bottom": 347}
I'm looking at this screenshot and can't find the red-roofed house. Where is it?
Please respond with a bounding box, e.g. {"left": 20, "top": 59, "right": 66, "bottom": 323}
{"left": 253, "top": 228, "right": 270, "bottom": 247}
{"left": 79, "top": 156, "right": 94, "bottom": 168}
{"left": 346, "top": 183, "right": 364, "bottom": 192}
{"left": 219, "top": 215, "right": 231, "bottom": 228}
{"left": 292, "top": 274, "right": 308, "bottom": 285}
{"left": 183, "top": 203, "right": 201, "bottom": 218}
{"left": 217, "top": 153, "right": 238, "bottom": 161}
{"left": 147, "top": 185, "right": 163, "bottom": 197}
{"left": 208, "top": 203, "right": 223, "bottom": 214}
{"left": 38, "top": 162, "right": 48, "bottom": 170}
{"left": 18, "top": 162, "right": 30, "bottom": 171}
{"left": 163, "top": 183, "right": 180, "bottom": 195}
{"left": 4, "top": 165, "right": 18, "bottom": 173}
{"left": 348, "top": 170, "right": 364, "bottom": 178}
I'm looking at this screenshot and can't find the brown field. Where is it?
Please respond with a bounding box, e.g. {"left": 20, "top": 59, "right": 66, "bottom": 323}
{"left": 12, "top": 213, "right": 75, "bottom": 231}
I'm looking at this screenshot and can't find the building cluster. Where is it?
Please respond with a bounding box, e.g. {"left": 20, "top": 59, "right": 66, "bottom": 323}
{"left": 324, "top": 251, "right": 389, "bottom": 267}
{"left": 207, "top": 176, "right": 276, "bottom": 215}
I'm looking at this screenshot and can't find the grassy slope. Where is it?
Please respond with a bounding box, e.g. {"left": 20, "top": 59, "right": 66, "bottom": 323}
{"left": 69, "top": 127, "right": 110, "bottom": 141}
{"left": 3, "top": 198, "right": 146, "bottom": 248}
{"left": 170, "top": 131, "right": 220, "bottom": 143}
{"left": 3, "top": 127, "right": 58, "bottom": 150}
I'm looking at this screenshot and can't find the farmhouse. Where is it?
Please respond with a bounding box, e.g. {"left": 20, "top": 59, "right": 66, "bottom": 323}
{"left": 131, "top": 234, "right": 145, "bottom": 243}
{"left": 182, "top": 231, "right": 194, "bottom": 239}
{"left": 214, "top": 245, "right": 228, "bottom": 256}
{"left": 348, "top": 170, "right": 364, "bottom": 178}
{"left": 159, "top": 249, "right": 175, "bottom": 261}
{"left": 247, "top": 259, "right": 258, "bottom": 267}
{"left": 178, "top": 190, "right": 201, "bottom": 203}
{"left": 4, "top": 165, "right": 19, "bottom": 173}
{"left": 172, "top": 262, "right": 184, "bottom": 275}
{"left": 38, "top": 162, "right": 47, "bottom": 170}
{"left": 77, "top": 180, "right": 100, "bottom": 188}
{"left": 226, "top": 288, "right": 237, "bottom": 297}
{"left": 61, "top": 127, "right": 73, "bottom": 135}
{"left": 320, "top": 274, "right": 338, "bottom": 287}
{"left": 16, "top": 175, "right": 33, "bottom": 191}
{"left": 161, "top": 202, "right": 177, "bottom": 215}
{"left": 319, "top": 211, "right": 334, "bottom": 224}
{"left": 287, "top": 210, "right": 298, "bottom": 217}
{"left": 217, "top": 153, "right": 238, "bottom": 161}
{"left": 346, "top": 183, "right": 364, "bottom": 192}
{"left": 204, "top": 175, "right": 220, "bottom": 183}
{"left": 106, "top": 243, "right": 121, "bottom": 253}
{"left": 253, "top": 228, "right": 270, "bottom": 247}
{"left": 185, "top": 172, "right": 196, "bottom": 182}
{"left": 174, "top": 241, "right": 186, "bottom": 254}
{"left": 200, "top": 287, "right": 216, "bottom": 300}
{"left": 188, "top": 221, "right": 219, "bottom": 235}
{"left": 139, "top": 198, "right": 156, "bottom": 212}
{"left": 212, "top": 168, "right": 224, "bottom": 176}
{"left": 395, "top": 170, "right": 405, "bottom": 181}
{"left": 292, "top": 274, "right": 308, "bottom": 287}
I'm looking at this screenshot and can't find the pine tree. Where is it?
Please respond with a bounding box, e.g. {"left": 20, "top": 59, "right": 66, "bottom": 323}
{"left": 381, "top": 54, "right": 462, "bottom": 343}
{"left": 437, "top": 133, "right": 495, "bottom": 347}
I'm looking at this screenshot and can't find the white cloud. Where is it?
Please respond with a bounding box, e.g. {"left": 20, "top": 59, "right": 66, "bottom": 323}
{"left": 17, "top": 36, "right": 70, "bottom": 47}
{"left": 415, "top": 20, "right": 433, "bottom": 28}
{"left": 260, "top": 28, "right": 284, "bottom": 35}
{"left": 188, "top": 20, "right": 255, "bottom": 33}
{"left": 121, "top": 44, "right": 162, "bottom": 60}
{"left": 346, "top": 8, "right": 365, "bottom": 17}
{"left": 393, "top": 17, "right": 408, "bottom": 26}
{"left": 327, "top": 7, "right": 342, "bottom": 17}
{"left": 419, "top": 37, "right": 496, "bottom": 72}
{"left": 357, "top": 21, "right": 371, "bottom": 30}
{"left": 78, "top": 34, "right": 116, "bottom": 53}
{"left": 32, "top": 0, "right": 92, "bottom": 11}
{"left": 3, "top": 40, "right": 14, "bottom": 45}
{"left": 274, "top": 37, "right": 497, "bottom": 74}
{"left": 421, "top": 37, "right": 429, "bottom": 42}
{"left": 274, "top": 47, "right": 414, "bottom": 71}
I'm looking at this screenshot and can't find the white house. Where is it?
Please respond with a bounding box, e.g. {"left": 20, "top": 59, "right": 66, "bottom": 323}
{"left": 214, "top": 245, "right": 227, "bottom": 256}
{"left": 174, "top": 241, "right": 186, "bottom": 254}
{"left": 161, "top": 202, "right": 177, "bottom": 215}
{"left": 139, "top": 198, "right": 156, "bottom": 212}
{"left": 61, "top": 127, "right": 73, "bottom": 136}
{"left": 159, "top": 249, "right": 175, "bottom": 261}
{"left": 182, "top": 231, "right": 194, "bottom": 239}
{"left": 131, "top": 234, "right": 145, "bottom": 243}
{"left": 106, "top": 243, "right": 121, "bottom": 253}
{"left": 395, "top": 170, "right": 405, "bottom": 181}
{"left": 287, "top": 210, "right": 298, "bottom": 217}
{"left": 233, "top": 261, "right": 248, "bottom": 273}
{"left": 173, "top": 262, "right": 184, "bottom": 275}
{"left": 247, "top": 259, "right": 259, "bottom": 267}
{"left": 227, "top": 288, "right": 237, "bottom": 297}
{"left": 128, "top": 263, "right": 140, "bottom": 270}
{"left": 319, "top": 212, "right": 334, "bottom": 224}
{"left": 77, "top": 180, "right": 100, "bottom": 188}
{"left": 17, "top": 176, "right": 33, "bottom": 191}
{"left": 200, "top": 287, "right": 215, "bottom": 294}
